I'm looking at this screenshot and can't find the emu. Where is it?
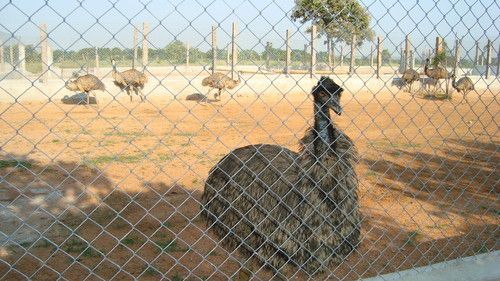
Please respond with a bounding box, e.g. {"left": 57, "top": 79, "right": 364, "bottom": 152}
{"left": 201, "top": 76, "right": 360, "bottom": 276}
{"left": 424, "top": 58, "right": 449, "bottom": 95}
{"left": 65, "top": 74, "right": 105, "bottom": 105}
{"left": 111, "top": 59, "right": 148, "bottom": 102}
{"left": 401, "top": 68, "right": 420, "bottom": 93}
{"left": 451, "top": 74, "right": 474, "bottom": 102}
{"left": 201, "top": 72, "right": 241, "bottom": 101}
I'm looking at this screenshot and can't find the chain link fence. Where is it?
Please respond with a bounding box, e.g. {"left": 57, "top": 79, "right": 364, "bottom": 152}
{"left": 0, "top": 0, "right": 498, "bottom": 280}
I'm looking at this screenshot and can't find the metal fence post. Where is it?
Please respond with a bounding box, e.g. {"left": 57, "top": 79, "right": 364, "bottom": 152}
{"left": 340, "top": 45, "right": 344, "bottom": 67}
{"left": 370, "top": 44, "right": 374, "bottom": 68}
{"left": 349, "top": 34, "right": 356, "bottom": 74}
{"left": 285, "top": 29, "right": 291, "bottom": 75}
{"left": 376, "top": 36, "right": 382, "bottom": 79}
{"left": 133, "top": 26, "right": 138, "bottom": 69}
{"left": 485, "top": 39, "right": 492, "bottom": 79}
{"left": 40, "top": 23, "right": 48, "bottom": 83}
{"left": 95, "top": 47, "right": 99, "bottom": 76}
{"left": 327, "top": 37, "right": 332, "bottom": 70}
{"left": 142, "top": 22, "right": 149, "bottom": 68}
{"left": 231, "top": 22, "right": 237, "bottom": 79}
{"left": 405, "top": 35, "right": 410, "bottom": 71}
{"left": 18, "top": 44, "right": 25, "bottom": 73}
{"left": 186, "top": 43, "right": 190, "bottom": 70}
{"left": 453, "top": 39, "right": 461, "bottom": 77}
{"left": 310, "top": 24, "right": 316, "bottom": 78}
{"left": 211, "top": 24, "right": 217, "bottom": 74}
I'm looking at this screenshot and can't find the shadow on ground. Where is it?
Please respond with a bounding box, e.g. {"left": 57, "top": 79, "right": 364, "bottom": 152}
{"left": 0, "top": 137, "right": 498, "bottom": 280}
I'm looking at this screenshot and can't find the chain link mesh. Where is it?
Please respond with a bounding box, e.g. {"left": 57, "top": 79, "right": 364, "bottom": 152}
{"left": 0, "top": 0, "right": 498, "bottom": 280}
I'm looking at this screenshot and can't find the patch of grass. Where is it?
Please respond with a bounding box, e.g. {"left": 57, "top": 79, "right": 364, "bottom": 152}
{"left": 63, "top": 239, "right": 87, "bottom": 253}
{"left": 121, "top": 235, "right": 140, "bottom": 246}
{"left": 176, "top": 131, "right": 197, "bottom": 138}
{"left": 477, "top": 244, "right": 489, "bottom": 254}
{"left": 155, "top": 239, "right": 187, "bottom": 253}
{"left": 19, "top": 241, "right": 32, "bottom": 248}
{"left": 479, "top": 205, "right": 500, "bottom": 216}
{"left": 99, "top": 140, "right": 118, "bottom": 146}
{"left": 82, "top": 247, "right": 102, "bottom": 258}
{"left": 0, "top": 159, "right": 32, "bottom": 169}
{"left": 171, "top": 273, "right": 184, "bottom": 281}
{"left": 104, "top": 131, "right": 149, "bottom": 138}
{"left": 35, "top": 239, "right": 54, "bottom": 249}
{"left": 420, "top": 89, "right": 452, "bottom": 100}
{"left": 90, "top": 208, "right": 115, "bottom": 225}
{"left": 365, "top": 171, "right": 377, "bottom": 178}
{"left": 26, "top": 62, "right": 42, "bottom": 74}
{"left": 112, "top": 218, "right": 130, "bottom": 229}
{"left": 405, "top": 230, "right": 421, "bottom": 246}
{"left": 158, "top": 153, "right": 173, "bottom": 161}
{"left": 51, "top": 139, "right": 60, "bottom": 143}
{"left": 143, "top": 266, "right": 160, "bottom": 276}
{"left": 83, "top": 154, "right": 146, "bottom": 166}
{"left": 369, "top": 140, "right": 421, "bottom": 150}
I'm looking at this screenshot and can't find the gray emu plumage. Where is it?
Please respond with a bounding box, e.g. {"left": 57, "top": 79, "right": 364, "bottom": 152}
{"left": 111, "top": 59, "right": 148, "bottom": 102}
{"left": 451, "top": 74, "right": 474, "bottom": 102}
{"left": 401, "top": 68, "right": 420, "bottom": 93}
{"left": 65, "top": 74, "right": 105, "bottom": 104}
{"left": 201, "top": 76, "right": 360, "bottom": 276}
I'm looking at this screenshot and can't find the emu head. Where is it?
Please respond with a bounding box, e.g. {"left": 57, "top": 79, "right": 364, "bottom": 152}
{"left": 65, "top": 79, "right": 78, "bottom": 91}
{"left": 312, "top": 76, "right": 344, "bottom": 115}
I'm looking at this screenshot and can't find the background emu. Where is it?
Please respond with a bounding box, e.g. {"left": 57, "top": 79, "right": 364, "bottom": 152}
{"left": 424, "top": 58, "right": 449, "bottom": 95}
{"left": 65, "top": 74, "right": 105, "bottom": 104}
{"left": 201, "top": 76, "right": 360, "bottom": 276}
{"left": 111, "top": 59, "right": 148, "bottom": 102}
{"left": 201, "top": 72, "right": 241, "bottom": 101}
{"left": 401, "top": 68, "right": 420, "bottom": 93}
{"left": 451, "top": 74, "right": 474, "bottom": 102}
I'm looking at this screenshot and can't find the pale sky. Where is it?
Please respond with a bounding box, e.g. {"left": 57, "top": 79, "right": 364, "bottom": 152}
{"left": 1, "top": 0, "right": 498, "bottom": 60}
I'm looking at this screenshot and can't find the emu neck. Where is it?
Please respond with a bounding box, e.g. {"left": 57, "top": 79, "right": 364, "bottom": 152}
{"left": 313, "top": 98, "right": 336, "bottom": 153}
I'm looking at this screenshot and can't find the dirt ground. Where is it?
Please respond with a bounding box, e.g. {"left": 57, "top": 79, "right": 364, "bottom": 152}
{"left": 0, "top": 83, "right": 498, "bottom": 280}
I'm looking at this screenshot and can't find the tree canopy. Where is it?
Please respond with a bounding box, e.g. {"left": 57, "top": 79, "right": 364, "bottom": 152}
{"left": 291, "top": 0, "right": 374, "bottom": 45}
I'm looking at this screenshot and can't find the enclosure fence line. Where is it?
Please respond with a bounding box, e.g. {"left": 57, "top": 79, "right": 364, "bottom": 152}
{"left": 0, "top": 0, "right": 498, "bottom": 280}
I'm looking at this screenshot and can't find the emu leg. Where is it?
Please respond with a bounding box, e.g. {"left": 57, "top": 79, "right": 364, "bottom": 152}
{"left": 127, "top": 88, "right": 132, "bottom": 102}
{"left": 217, "top": 89, "right": 222, "bottom": 101}
{"left": 135, "top": 88, "right": 144, "bottom": 103}
{"left": 140, "top": 88, "right": 145, "bottom": 102}
{"left": 206, "top": 88, "right": 212, "bottom": 102}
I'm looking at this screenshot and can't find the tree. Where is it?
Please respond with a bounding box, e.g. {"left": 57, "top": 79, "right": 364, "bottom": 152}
{"left": 164, "top": 40, "right": 187, "bottom": 64}
{"left": 239, "top": 49, "right": 261, "bottom": 61}
{"left": 381, "top": 49, "right": 391, "bottom": 64}
{"left": 432, "top": 40, "right": 454, "bottom": 67}
{"left": 291, "top": 0, "right": 373, "bottom": 45}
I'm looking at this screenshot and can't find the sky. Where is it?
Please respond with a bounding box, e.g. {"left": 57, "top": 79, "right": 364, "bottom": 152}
{"left": 0, "top": 0, "right": 498, "bottom": 60}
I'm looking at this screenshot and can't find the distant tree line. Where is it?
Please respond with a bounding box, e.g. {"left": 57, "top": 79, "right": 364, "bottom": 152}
{"left": 3, "top": 41, "right": 480, "bottom": 69}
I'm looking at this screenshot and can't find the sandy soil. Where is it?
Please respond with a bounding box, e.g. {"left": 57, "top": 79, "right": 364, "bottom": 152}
{"left": 0, "top": 76, "right": 498, "bottom": 280}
